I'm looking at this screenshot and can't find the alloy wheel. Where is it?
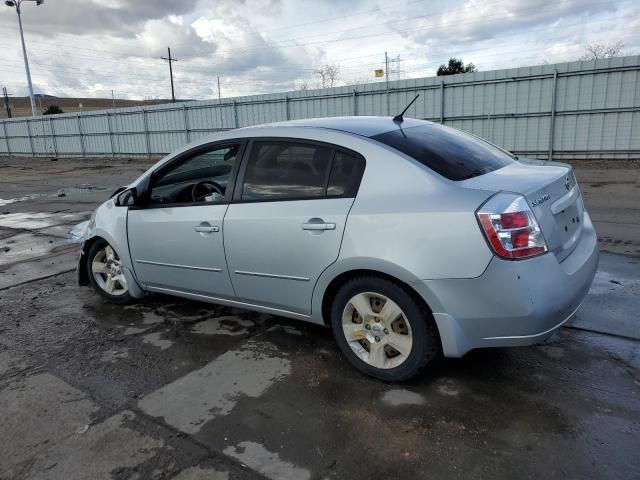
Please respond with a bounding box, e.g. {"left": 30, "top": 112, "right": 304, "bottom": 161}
{"left": 341, "top": 292, "right": 413, "bottom": 369}
{"left": 91, "top": 245, "right": 129, "bottom": 296}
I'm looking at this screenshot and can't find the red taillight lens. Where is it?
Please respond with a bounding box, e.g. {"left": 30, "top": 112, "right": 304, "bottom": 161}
{"left": 500, "top": 211, "right": 528, "bottom": 229}
{"left": 510, "top": 229, "right": 530, "bottom": 249}
{"left": 477, "top": 193, "right": 548, "bottom": 260}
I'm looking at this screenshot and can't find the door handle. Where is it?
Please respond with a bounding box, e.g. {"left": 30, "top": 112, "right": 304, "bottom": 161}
{"left": 194, "top": 224, "right": 219, "bottom": 233}
{"left": 302, "top": 221, "right": 336, "bottom": 231}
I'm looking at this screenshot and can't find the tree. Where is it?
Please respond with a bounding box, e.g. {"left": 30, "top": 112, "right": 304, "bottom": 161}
{"left": 294, "top": 81, "right": 309, "bottom": 91}
{"left": 314, "top": 64, "right": 340, "bottom": 88}
{"left": 579, "top": 42, "right": 624, "bottom": 61}
{"left": 43, "top": 105, "right": 63, "bottom": 115}
{"left": 436, "top": 57, "right": 477, "bottom": 76}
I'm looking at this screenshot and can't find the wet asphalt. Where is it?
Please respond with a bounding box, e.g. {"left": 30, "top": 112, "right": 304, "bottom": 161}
{"left": 0, "top": 156, "right": 639, "bottom": 480}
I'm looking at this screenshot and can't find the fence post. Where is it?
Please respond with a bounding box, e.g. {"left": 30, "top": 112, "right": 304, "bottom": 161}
{"left": 26, "top": 119, "right": 35, "bottom": 156}
{"left": 548, "top": 68, "right": 558, "bottom": 161}
{"left": 440, "top": 81, "right": 445, "bottom": 123}
{"left": 77, "top": 115, "right": 86, "bottom": 157}
{"left": 285, "top": 95, "right": 289, "bottom": 120}
{"left": 182, "top": 105, "right": 190, "bottom": 143}
{"left": 2, "top": 121, "right": 10, "bottom": 156}
{"left": 233, "top": 100, "right": 238, "bottom": 128}
{"left": 142, "top": 108, "right": 151, "bottom": 158}
{"left": 49, "top": 117, "right": 58, "bottom": 157}
{"left": 353, "top": 89, "right": 358, "bottom": 116}
{"left": 217, "top": 101, "right": 224, "bottom": 131}
{"left": 107, "top": 113, "right": 115, "bottom": 157}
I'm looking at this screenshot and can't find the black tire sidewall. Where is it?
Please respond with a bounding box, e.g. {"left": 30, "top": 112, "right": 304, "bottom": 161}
{"left": 331, "top": 276, "right": 439, "bottom": 382}
{"left": 87, "top": 239, "right": 133, "bottom": 304}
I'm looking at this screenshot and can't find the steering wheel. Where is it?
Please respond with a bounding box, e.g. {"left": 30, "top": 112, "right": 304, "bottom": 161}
{"left": 191, "top": 180, "right": 224, "bottom": 202}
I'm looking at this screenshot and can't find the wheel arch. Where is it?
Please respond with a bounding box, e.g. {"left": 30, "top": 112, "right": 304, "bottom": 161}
{"left": 312, "top": 258, "right": 440, "bottom": 328}
{"left": 77, "top": 235, "right": 103, "bottom": 286}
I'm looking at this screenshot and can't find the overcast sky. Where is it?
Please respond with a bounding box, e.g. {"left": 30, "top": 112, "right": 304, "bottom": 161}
{"left": 0, "top": 0, "right": 638, "bottom": 100}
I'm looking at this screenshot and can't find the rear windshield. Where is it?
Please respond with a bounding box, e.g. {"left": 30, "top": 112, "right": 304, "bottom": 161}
{"left": 371, "top": 123, "right": 514, "bottom": 181}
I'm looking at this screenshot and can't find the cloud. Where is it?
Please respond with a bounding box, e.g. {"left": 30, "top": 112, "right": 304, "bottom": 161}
{"left": 0, "top": 0, "right": 638, "bottom": 100}
{"left": 0, "top": 0, "right": 201, "bottom": 37}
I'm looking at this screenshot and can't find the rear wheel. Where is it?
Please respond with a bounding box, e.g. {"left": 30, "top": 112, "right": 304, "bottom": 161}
{"left": 87, "top": 239, "right": 133, "bottom": 304}
{"left": 330, "top": 276, "right": 440, "bottom": 381}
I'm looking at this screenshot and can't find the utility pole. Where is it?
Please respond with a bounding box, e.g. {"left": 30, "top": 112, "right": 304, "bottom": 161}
{"left": 216, "top": 75, "right": 223, "bottom": 129}
{"left": 385, "top": 52, "right": 389, "bottom": 89}
{"left": 161, "top": 47, "right": 178, "bottom": 102}
{"left": 385, "top": 51, "right": 390, "bottom": 115}
{"left": 111, "top": 90, "right": 116, "bottom": 108}
{"left": 5, "top": 0, "right": 44, "bottom": 117}
{"left": 3, "top": 87, "right": 12, "bottom": 118}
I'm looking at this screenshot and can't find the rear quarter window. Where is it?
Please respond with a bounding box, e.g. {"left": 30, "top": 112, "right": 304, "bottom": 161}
{"left": 371, "top": 123, "right": 514, "bottom": 181}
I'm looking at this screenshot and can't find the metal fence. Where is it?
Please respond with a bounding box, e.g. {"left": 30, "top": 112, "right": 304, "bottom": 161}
{"left": 1, "top": 55, "right": 639, "bottom": 160}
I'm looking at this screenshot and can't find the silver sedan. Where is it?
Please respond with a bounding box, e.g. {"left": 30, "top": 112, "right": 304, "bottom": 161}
{"left": 69, "top": 116, "right": 598, "bottom": 381}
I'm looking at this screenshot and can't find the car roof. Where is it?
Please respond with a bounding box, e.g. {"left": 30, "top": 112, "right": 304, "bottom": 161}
{"left": 252, "top": 116, "right": 429, "bottom": 138}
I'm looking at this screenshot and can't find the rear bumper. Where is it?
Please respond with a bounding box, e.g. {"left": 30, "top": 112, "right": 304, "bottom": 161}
{"left": 414, "top": 211, "right": 599, "bottom": 357}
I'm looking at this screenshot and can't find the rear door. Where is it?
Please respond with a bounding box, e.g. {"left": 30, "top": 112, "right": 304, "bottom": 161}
{"left": 223, "top": 140, "right": 365, "bottom": 314}
{"left": 128, "top": 142, "right": 244, "bottom": 298}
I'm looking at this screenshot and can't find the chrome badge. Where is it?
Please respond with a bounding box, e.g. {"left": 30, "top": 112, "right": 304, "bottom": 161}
{"left": 531, "top": 194, "right": 551, "bottom": 207}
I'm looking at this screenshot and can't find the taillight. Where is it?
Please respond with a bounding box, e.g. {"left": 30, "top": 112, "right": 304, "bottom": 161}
{"left": 477, "top": 193, "right": 548, "bottom": 260}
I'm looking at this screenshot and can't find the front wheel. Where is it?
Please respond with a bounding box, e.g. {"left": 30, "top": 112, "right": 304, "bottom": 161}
{"left": 330, "top": 276, "right": 440, "bottom": 381}
{"left": 87, "top": 239, "right": 133, "bottom": 304}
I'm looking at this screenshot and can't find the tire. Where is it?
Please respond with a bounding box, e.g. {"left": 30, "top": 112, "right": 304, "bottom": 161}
{"left": 330, "top": 276, "right": 440, "bottom": 381}
{"left": 87, "top": 238, "right": 134, "bottom": 304}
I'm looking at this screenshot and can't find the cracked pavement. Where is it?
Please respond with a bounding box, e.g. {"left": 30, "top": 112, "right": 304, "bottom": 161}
{"left": 0, "top": 156, "right": 639, "bottom": 479}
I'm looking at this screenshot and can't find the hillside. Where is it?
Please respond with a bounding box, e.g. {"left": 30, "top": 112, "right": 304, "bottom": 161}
{"left": 0, "top": 94, "right": 172, "bottom": 119}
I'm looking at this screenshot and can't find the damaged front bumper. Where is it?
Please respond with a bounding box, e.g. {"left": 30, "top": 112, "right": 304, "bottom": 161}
{"left": 66, "top": 217, "right": 96, "bottom": 245}
{"left": 67, "top": 219, "right": 96, "bottom": 286}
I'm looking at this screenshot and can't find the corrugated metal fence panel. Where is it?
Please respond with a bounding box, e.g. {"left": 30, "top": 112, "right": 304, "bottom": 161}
{"left": 1, "top": 55, "right": 639, "bottom": 159}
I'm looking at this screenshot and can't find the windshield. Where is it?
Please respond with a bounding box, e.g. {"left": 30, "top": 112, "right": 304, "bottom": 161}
{"left": 371, "top": 123, "right": 515, "bottom": 181}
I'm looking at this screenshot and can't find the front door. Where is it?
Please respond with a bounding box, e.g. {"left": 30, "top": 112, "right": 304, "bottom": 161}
{"left": 224, "top": 141, "right": 365, "bottom": 314}
{"left": 128, "top": 142, "right": 243, "bottom": 298}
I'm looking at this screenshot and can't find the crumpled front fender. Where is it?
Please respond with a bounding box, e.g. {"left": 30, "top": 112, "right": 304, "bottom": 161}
{"left": 67, "top": 219, "right": 98, "bottom": 286}
{"left": 67, "top": 219, "right": 97, "bottom": 244}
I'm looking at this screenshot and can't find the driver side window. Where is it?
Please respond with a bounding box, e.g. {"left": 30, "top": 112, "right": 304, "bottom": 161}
{"left": 149, "top": 144, "right": 240, "bottom": 205}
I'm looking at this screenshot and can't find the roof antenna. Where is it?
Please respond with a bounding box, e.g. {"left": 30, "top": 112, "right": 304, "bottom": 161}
{"left": 393, "top": 94, "right": 419, "bottom": 123}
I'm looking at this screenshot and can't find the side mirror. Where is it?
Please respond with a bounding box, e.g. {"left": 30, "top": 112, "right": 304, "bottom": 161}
{"left": 115, "top": 187, "right": 137, "bottom": 207}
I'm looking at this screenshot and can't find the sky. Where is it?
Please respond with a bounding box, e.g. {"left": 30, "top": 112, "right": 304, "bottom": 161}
{"left": 0, "top": 0, "right": 638, "bottom": 101}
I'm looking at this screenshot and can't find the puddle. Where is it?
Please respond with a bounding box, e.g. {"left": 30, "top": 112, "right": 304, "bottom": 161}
{"left": 101, "top": 349, "right": 130, "bottom": 363}
{"left": 192, "top": 316, "right": 254, "bottom": 336}
{"left": 0, "top": 184, "right": 107, "bottom": 206}
{"left": 223, "top": 441, "right": 311, "bottom": 480}
{"left": 172, "top": 466, "right": 229, "bottom": 480}
{"left": 56, "top": 184, "right": 108, "bottom": 197}
{"left": 0, "top": 232, "right": 69, "bottom": 266}
{"left": 266, "top": 325, "right": 304, "bottom": 336}
{"left": 0, "top": 211, "right": 90, "bottom": 230}
{"left": 381, "top": 388, "right": 426, "bottom": 407}
{"left": 138, "top": 341, "right": 291, "bottom": 434}
{"left": 142, "top": 332, "right": 174, "bottom": 350}
{"left": 0, "top": 194, "right": 45, "bottom": 207}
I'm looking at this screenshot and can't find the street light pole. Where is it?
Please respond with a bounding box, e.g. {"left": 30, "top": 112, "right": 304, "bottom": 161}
{"left": 5, "top": 0, "right": 43, "bottom": 117}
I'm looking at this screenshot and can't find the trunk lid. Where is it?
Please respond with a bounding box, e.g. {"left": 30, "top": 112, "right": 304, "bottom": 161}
{"left": 460, "top": 159, "right": 585, "bottom": 261}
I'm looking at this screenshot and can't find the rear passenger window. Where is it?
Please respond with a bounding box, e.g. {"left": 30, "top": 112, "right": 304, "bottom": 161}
{"left": 242, "top": 142, "right": 332, "bottom": 200}
{"left": 328, "top": 151, "right": 364, "bottom": 197}
{"left": 241, "top": 141, "right": 366, "bottom": 201}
